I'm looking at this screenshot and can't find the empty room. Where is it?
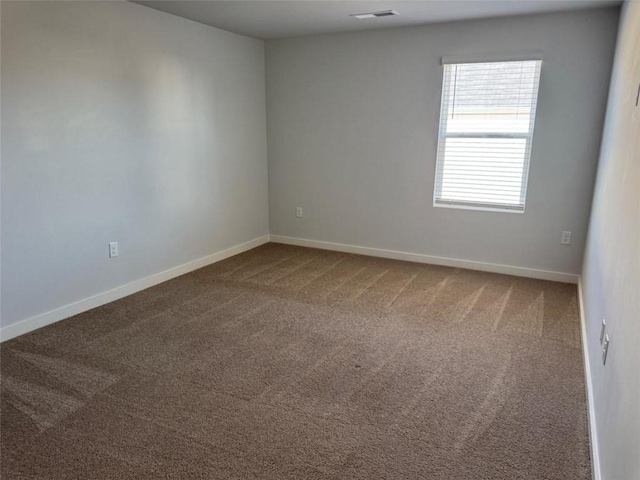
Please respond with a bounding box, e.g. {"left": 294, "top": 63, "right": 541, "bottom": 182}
{"left": 1, "top": 0, "right": 638, "bottom": 478}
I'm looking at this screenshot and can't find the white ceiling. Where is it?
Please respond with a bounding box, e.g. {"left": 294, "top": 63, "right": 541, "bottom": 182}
{"left": 131, "top": 0, "right": 620, "bottom": 40}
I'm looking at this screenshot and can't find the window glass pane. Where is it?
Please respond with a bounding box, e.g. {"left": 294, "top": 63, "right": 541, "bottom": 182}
{"left": 439, "top": 137, "right": 527, "bottom": 206}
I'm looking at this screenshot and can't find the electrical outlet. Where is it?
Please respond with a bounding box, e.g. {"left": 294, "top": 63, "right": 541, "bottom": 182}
{"left": 602, "top": 334, "right": 610, "bottom": 365}
{"left": 296, "top": 207, "right": 303, "bottom": 218}
{"left": 109, "top": 242, "right": 119, "bottom": 258}
{"left": 561, "top": 231, "right": 572, "bottom": 245}
{"left": 599, "top": 319, "right": 606, "bottom": 344}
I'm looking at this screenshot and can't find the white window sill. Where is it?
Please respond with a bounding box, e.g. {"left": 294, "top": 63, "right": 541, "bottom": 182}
{"left": 433, "top": 202, "right": 525, "bottom": 214}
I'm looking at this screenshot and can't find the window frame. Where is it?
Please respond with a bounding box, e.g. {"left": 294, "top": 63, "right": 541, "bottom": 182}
{"left": 433, "top": 55, "right": 542, "bottom": 214}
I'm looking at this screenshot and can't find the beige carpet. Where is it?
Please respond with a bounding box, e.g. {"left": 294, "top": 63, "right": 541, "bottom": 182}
{"left": 1, "top": 243, "right": 590, "bottom": 479}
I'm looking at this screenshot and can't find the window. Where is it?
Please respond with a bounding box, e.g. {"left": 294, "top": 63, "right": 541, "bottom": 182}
{"left": 434, "top": 57, "right": 542, "bottom": 212}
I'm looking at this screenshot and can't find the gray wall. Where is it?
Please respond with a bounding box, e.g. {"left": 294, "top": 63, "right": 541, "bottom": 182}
{"left": 266, "top": 8, "right": 619, "bottom": 275}
{"left": 582, "top": 1, "right": 640, "bottom": 478}
{"left": 1, "top": 1, "right": 268, "bottom": 327}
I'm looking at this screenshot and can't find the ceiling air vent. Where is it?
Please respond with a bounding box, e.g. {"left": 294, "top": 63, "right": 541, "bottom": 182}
{"left": 350, "top": 10, "right": 399, "bottom": 20}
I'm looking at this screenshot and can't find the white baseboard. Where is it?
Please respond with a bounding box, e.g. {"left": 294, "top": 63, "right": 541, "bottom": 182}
{"left": 578, "top": 278, "right": 601, "bottom": 480}
{"left": 0, "top": 233, "right": 579, "bottom": 343}
{"left": 0, "top": 235, "right": 270, "bottom": 343}
{"left": 269, "top": 235, "right": 579, "bottom": 284}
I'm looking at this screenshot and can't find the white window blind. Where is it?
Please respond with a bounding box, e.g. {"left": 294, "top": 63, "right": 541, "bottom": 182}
{"left": 434, "top": 59, "right": 542, "bottom": 212}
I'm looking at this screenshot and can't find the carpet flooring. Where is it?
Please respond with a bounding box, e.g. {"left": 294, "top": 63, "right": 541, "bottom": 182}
{"left": 1, "top": 243, "right": 590, "bottom": 479}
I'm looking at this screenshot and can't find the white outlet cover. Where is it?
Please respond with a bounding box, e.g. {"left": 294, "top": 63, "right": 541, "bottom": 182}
{"left": 602, "top": 334, "right": 610, "bottom": 365}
